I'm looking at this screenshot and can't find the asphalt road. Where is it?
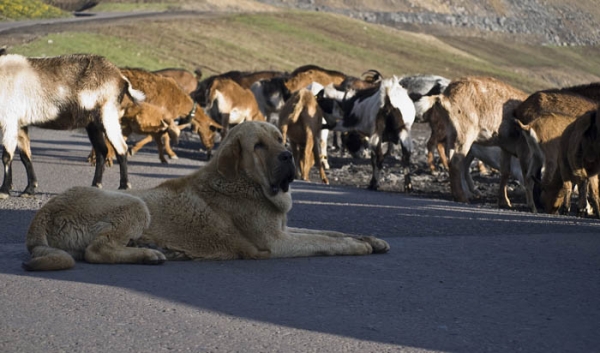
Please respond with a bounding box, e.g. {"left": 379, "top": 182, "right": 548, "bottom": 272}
{"left": 0, "top": 127, "right": 599, "bottom": 353}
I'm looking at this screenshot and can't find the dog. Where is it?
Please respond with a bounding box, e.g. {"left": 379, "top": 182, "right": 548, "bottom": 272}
{"left": 22, "top": 121, "right": 389, "bottom": 271}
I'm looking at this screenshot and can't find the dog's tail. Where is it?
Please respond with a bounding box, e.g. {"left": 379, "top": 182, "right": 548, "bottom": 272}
{"left": 22, "top": 212, "right": 75, "bottom": 271}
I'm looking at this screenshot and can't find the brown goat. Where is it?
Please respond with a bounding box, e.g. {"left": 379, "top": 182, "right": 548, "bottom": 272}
{"left": 177, "top": 108, "right": 223, "bottom": 160}
{"left": 514, "top": 112, "right": 577, "bottom": 212}
{"left": 539, "top": 108, "right": 600, "bottom": 217}
{"left": 194, "top": 70, "right": 285, "bottom": 106}
{"left": 279, "top": 89, "right": 329, "bottom": 184}
{"left": 204, "top": 77, "right": 266, "bottom": 138}
{"left": 501, "top": 85, "right": 600, "bottom": 211}
{"left": 153, "top": 67, "right": 202, "bottom": 94}
{"left": 420, "top": 77, "right": 528, "bottom": 203}
{"left": 119, "top": 68, "right": 198, "bottom": 159}
{"left": 121, "top": 102, "right": 182, "bottom": 164}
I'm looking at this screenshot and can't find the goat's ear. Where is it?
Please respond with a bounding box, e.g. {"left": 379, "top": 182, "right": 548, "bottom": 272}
{"left": 216, "top": 135, "right": 242, "bottom": 178}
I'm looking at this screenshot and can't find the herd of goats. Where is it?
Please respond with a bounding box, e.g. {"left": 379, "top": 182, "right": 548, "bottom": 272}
{"left": 1, "top": 49, "right": 599, "bottom": 219}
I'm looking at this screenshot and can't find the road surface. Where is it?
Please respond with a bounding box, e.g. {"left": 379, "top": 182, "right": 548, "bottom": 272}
{"left": 0, "top": 127, "right": 599, "bottom": 352}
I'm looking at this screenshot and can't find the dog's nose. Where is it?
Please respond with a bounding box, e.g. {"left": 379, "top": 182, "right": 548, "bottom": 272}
{"left": 278, "top": 150, "right": 293, "bottom": 162}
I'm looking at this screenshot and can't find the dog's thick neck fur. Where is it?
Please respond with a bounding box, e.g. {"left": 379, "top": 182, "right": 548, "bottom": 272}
{"left": 201, "top": 164, "right": 293, "bottom": 214}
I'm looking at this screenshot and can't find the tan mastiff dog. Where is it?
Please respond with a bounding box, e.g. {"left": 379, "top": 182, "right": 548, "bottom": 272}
{"left": 23, "top": 121, "right": 389, "bottom": 271}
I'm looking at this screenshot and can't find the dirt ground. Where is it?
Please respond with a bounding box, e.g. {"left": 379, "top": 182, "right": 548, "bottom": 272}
{"left": 322, "top": 123, "right": 529, "bottom": 210}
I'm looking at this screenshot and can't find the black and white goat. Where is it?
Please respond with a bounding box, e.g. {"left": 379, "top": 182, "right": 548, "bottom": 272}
{"left": 0, "top": 53, "right": 145, "bottom": 199}
{"left": 318, "top": 76, "right": 416, "bottom": 190}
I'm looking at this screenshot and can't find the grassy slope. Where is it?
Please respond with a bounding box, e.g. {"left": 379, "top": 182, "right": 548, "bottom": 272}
{"left": 9, "top": 10, "right": 600, "bottom": 92}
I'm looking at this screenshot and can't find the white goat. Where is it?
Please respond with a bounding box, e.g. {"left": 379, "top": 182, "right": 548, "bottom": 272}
{"left": 0, "top": 53, "right": 145, "bottom": 199}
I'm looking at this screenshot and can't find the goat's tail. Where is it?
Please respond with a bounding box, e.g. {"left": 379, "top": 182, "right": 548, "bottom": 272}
{"left": 122, "top": 76, "right": 146, "bottom": 103}
{"left": 413, "top": 94, "right": 439, "bottom": 120}
{"left": 289, "top": 91, "right": 307, "bottom": 124}
{"left": 22, "top": 213, "right": 76, "bottom": 271}
{"left": 515, "top": 119, "right": 545, "bottom": 182}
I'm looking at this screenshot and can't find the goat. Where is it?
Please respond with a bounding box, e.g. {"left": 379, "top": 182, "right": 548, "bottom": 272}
{"left": 418, "top": 77, "right": 528, "bottom": 203}
{"left": 153, "top": 67, "right": 202, "bottom": 94}
{"left": 499, "top": 85, "right": 600, "bottom": 211}
{"left": 121, "top": 102, "right": 182, "bottom": 164}
{"left": 513, "top": 112, "right": 576, "bottom": 212}
{"left": 0, "top": 53, "right": 144, "bottom": 199}
{"left": 278, "top": 88, "right": 328, "bottom": 184}
{"left": 194, "top": 70, "right": 285, "bottom": 107}
{"left": 319, "top": 76, "right": 416, "bottom": 191}
{"left": 119, "top": 68, "right": 201, "bottom": 160}
{"left": 527, "top": 108, "right": 600, "bottom": 217}
{"left": 202, "top": 77, "right": 265, "bottom": 138}
{"left": 251, "top": 65, "right": 348, "bottom": 125}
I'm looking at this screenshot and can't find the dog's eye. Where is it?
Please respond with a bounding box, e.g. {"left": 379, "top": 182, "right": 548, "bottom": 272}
{"left": 277, "top": 137, "right": 283, "bottom": 144}
{"left": 254, "top": 142, "right": 266, "bottom": 150}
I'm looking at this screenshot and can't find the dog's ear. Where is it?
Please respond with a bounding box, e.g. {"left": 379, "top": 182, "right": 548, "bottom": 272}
{"left": 216, "top": 135, "right": 242, "bottom": 178}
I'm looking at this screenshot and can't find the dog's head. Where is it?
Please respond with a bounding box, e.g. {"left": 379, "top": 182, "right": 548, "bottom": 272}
{"left": 216, "top": 121, "right": 296, "bottom": 198}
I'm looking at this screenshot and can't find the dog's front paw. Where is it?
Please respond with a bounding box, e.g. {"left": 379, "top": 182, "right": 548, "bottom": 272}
{"left": 141, "top": 249, "right": 167, "bottom": 265}
{"left": 358, "top": 236, "right": 390, "bottom": 254}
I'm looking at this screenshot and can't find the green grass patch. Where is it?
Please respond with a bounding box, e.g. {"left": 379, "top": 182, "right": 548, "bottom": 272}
{"left": 10, "top": 32, "right": 181, "bottom": 69}
{"left": 0, "top": 0, "right": 67, "bottom": 20}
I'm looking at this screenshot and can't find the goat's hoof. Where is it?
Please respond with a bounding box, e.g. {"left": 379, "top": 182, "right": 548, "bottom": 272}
{"left": 0, "top": 192, "right": 10, "bottom": 200}
{"left": 119, "top": 183, "right": 132, "bottom": 190}
{"left": 367, "top": 182, "right": 379, "bottom": 191}
{"left": 19, "top": 192, "right": 35, "bottom": 199}
{"left": 169, "top": 155, "right": 179, "bottom": 160}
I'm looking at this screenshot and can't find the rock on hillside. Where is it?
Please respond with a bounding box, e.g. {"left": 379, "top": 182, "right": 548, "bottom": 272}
{"left": 256, "top": 0, "right": 600, "bottom": 46}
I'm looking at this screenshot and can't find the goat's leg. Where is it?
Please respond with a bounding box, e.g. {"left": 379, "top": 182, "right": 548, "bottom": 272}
{"left": 290, "top": 142, "right": 301, "bottom": 180}
{"left": 0, "top": 147, "right": 14, "bottom": 199}
{"left": 368, "top": 141, "right": 384, "bottom": 191}
{"left": 220, "top": 113, "right": 230, "bottom": 139}
{"left": 86, "top": 124, "right": 109, "bottom": 189}
{"left": 437, "top": 143, "right": 449, "bottom": 170}
{"left": 449, "top": 142, "right": 474, "bottom": 203}
{"left": 519, "top": 154, "right": 537, "bottom": 213}
{"left": 587, "top": 175, "right": 600, "bottom": 219}
{"left": 399, "top": 141, "right": 413, "bottom": 192}
{"left": 319, "top": 129, "right": 330, "bottom": 170}
{"left": 152, "top": 134, "right": 168, "bottom": 164}
{"left": 130, "top": 135, "right": 153, "bottom": 156}
{"left": 301, "top": 128, "right": 315, "bottom": 181}
{"left": 426, "top": 126, "right": 438, "bottom": 173}
{"left": 575, "top": 178, "right": 593, "bottom": 217}
{"left": 17, "top": 127, "right": 37, "bottom": 197}
{"left": 464, "top": 149, "right": 480, "bottom": 198}
{"left": 114, "top": 151, "right": 130, "bottom": 190}
{"left": 560, "top": 180, "right": 574, "bottom": 215}
{"left": 314, "top": 134, "right": 329, "bottom": 184}
{"left": 162, "top": 134, "right": 178, "bottom": 160}
{"left": 497, "top": 150, "right": 514, "bottom": 208}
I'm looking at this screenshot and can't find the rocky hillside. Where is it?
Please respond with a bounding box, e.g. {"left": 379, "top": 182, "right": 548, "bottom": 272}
{"left": 256, "top": 0, "right": 600, "bottom": 46}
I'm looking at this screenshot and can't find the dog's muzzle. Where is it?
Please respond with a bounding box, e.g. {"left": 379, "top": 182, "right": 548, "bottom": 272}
{"left": 271, "top": 150, "right": 295, "bottom": 194}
